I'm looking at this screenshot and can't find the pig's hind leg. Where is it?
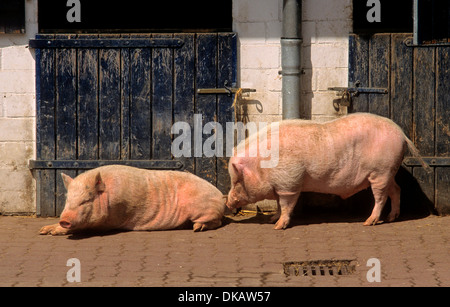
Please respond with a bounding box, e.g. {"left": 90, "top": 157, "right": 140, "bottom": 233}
{"left": 364, "top": 175, "right": 390, "bottom": 226}
{"left": 193, "top": 219, "right": 222, "bottom": 232}
{"left": 386, "top": 180, "right": 401, "bottom": 222}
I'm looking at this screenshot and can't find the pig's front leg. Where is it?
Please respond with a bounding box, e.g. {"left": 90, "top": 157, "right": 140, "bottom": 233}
{"left": 39, "top": 223, "right": 70, "bottom": 236}
{"left": 273, "top": 191, "right": 301, "bottom": 230}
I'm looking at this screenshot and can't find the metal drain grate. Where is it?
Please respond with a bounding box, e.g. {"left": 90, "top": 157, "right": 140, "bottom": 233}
{"left": 283, "top": 260, "right": 356, "bottom": 277}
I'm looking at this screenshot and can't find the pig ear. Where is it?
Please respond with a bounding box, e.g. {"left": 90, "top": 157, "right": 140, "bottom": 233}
{"left": 61, "top": 173, "right": 73, "bottom": 190}
{"left": 231, "top": 162, "right": 245, "bottom": 179}
{"left": 95, "top": 172, "right": 106, "bottom": 193}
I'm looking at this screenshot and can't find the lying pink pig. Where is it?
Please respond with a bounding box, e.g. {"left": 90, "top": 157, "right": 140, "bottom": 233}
{"left": 40, "top": 165, "right": 226, "bottom": 235}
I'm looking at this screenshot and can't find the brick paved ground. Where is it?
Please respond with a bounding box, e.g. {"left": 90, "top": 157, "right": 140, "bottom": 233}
{"left": 0, "top": 212, "right": 449, "bottom": 287}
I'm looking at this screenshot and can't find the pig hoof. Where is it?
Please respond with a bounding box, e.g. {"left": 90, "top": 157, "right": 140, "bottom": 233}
{"left": 387, "top": 212, "right": 399, "bottom": 223}
{"left": 270, "top": 213, "right": 281, "bottom": 224}
{"left": 363, "top": 217, "right": 384, "bottom": 226}
{"left": 39, "top": 224, "right": 70, "bottom": 236}
{"left": 39, "top": 224, "right": 58, "bottom": 235}
{"left": 273, "top": 219, "right": 289, "bottom": 230}
{"left": 193, "top": 220, "right": 222, "bottom": 232}
{"left": 193, "top": 223, "right": 206, "bottom": 232}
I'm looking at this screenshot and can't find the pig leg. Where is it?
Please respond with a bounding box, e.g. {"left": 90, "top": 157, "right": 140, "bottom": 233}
{"left": 364, "top": 177, "right": 390, "bottom": 226}
{"left": 273, "top": 191, "right": 301, "bottom": 230}
{"left": 269, "top": 203, "right": 281, "bottom": 224}
{"left": 386, "top": 180, "right": 401, "bottom": 222}
{"left": 39, "top": 223, "right": 70, "bottom": 236}
{"left": 193, "top": 219, "right": 222, "bottom": 232}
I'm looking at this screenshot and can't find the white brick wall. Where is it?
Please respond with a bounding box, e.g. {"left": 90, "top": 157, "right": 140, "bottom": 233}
{"left": 303, "top": 0, "right": 352, "bottom": 121}
{"left": 233, "top": 0, "right": 283, "bottom": 123}
{"left": 234, "top": 0, "right": 352, "bottom": 122}
{"left": 0, "top": 0, "right": 38, "bottom": 214}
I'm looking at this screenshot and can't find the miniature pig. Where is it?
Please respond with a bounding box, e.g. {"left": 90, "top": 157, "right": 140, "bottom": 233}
{"left": 226, "top": 113, "right": 430, "bottom": 230}
{"left": 40, "top": 165, "right": 226, "bottom": 235}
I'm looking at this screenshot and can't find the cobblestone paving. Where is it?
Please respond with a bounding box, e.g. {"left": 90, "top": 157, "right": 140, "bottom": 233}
{"left": 0, "top": 213, "right": 449, "bottom": 287}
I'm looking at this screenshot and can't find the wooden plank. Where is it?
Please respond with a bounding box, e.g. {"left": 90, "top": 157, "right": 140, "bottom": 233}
{"left": 195, "top": 33, "right": 218, "bottom": 185}
{"left": 152, "top": 34, "right": 174, "bottom": 160}
{"left": 55, "top": 34, "right": 78, "bottom": 215}
{"left": 216, "top": 33, "right": 237, "bottom": 194}
{"left": 390, "top": 34, "right": 413, "bottom": 138}
{"left": 29, "top": 38, "right": 184, "bottom": 49}
{"left": 369, "top": 34, "right": 390, "bottom": 117}
{"left": 390, "top": 33, "right": 414, "bottom": 197}
{"left": 348, "top": 34, "right": 369, "bottom": 112}
{"left": 99, "top": 34, "right": 121, "bottom": 160}
{"left": 120, "top": 34, "right": 131, "bottom": 159}
{"left": 436, "top": 168, "right": 450, "bottom": 214}
{"left": 413, "top": 47, "right": 436, "bottom": 156}
{"left": 435, "top": 46, "right": 450, "bottom": 214}
{"left": 129, "top": 34, "right": 152, "bottom": 159}
{"left": 29, "top": 159, "right": 183, "bottom": 170}
{"left": 436, "top": 47, "right": 450, "bottom": 158}
{"left": 173, "top": 33, "right": 195, "bottom": 173}
{"left": 413, "top": 46, "right": 436, "bottom": 205}
{"left": 35, "top": 34, "right": 56, "bottom": 216}
{"left": 77, "top": 34, "right": 99, "bottom": 161}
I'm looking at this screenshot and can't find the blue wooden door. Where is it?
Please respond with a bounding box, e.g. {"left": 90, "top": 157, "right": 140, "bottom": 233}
{"left": 348, "top": 33, "right": 449, "bottom": 215}
{"left": 31, "top": 33, "right": 237, "bottom": 216}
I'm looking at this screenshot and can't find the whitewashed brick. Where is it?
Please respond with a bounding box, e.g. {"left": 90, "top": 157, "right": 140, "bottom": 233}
{"left": 301, "top": 45, "right": 312, "bottom": 69}
{"left": 241, "top": 68, "right": 282, "bottom": 92}
{"left": 0, "top": 118, "right": 34, "bottom": 141}
{"left": 0, "top": 70, "right": 35, "bottom": 93}
{"left": 0, "top": 190, "right": 36, "bottom": 214}
{"left": 315, "top": 67, "right": 348, "bottom": 91}
{"left": 301, "top": 21, "right": 316, "bottom": 46}
{"left": 316, "top": 19, "right": 352, "bottom": 43}
{"left": 0, "top": 169, "right": 33, "bottom": 191}
{"left": 310, "top": 43, "right": 348, "bottom": 68}
{"left": 246, "top": 114, "right": 282, "bottom": 123}
{"left": 301, "top": 68, "right": 316, "bottom": 93}
{"left": 303, "top": 0, "right": 351, "bottom": 21}
{"left": 3, "top": 93, "right": 35, "bottom": 117}
{"left": 265, "top": 21, "right": 282, "bottom": 44}
{"left": 239, "top": 91, "right": 281, "bottom": 115}
{"left": 311, "top": 92, "right": 340, "bottom": 115}
{"left": 234, "top": 0, "right": 279, "bottom": 22}
{"left": 0, "top": 94, "right": 4, "bottom": 117}
{"left": 240, "top": 44, "right": 280, "bottom": 69}
{"left": 1, "top": 45, "right": 35, "bottom": 70}
{"left": 0, "top": 142, "right": 34, "bottom": 169}
{"left": 235, "top": 22, "right": 266, "bottom": 44}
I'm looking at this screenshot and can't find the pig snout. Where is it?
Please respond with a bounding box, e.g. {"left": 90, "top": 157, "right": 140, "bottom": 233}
{"left": 225, "top": 193, "right": 240, "bottom": 210}
{"left": 59, "top": 211, "right": 77, "bottom": 229}
{"left": 59, "top": 220, "right": 71, "bottom": 229}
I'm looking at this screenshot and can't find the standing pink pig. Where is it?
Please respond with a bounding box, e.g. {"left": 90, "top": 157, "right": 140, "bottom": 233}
{"left": 226, "top": 113, "right": 430, "bottom": 229}
{"left": 40, "top": 165, "right": 226, "bottom": 235}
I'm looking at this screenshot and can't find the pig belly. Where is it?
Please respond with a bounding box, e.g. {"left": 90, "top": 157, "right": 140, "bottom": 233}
{"left": 121, "top": 179, "right": 190, "bottom": 231}
{"left": 126, "top": 200, "right": 188, "bottom": 231}
{"left": 301, "top": 168, "right": 371, "bottom": 199}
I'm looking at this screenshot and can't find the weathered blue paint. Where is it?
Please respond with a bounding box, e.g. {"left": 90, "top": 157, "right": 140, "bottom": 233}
{"left": 32, "top": 33, "right": 237, "bottom": 216}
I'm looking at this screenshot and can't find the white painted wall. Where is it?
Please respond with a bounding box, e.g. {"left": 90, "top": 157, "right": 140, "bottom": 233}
{"left": 233, "top": 0, "right": 352, "bottom": 122}
{"left": 0, "top": 0, "right": 38, "bottom": 214}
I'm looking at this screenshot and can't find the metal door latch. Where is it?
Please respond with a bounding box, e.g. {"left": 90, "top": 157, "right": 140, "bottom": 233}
{"left": 197, "top": 81, "right": 256, "bottom": 97}
{"left": 328, "top": 81, "right": 388, "bottom": 107}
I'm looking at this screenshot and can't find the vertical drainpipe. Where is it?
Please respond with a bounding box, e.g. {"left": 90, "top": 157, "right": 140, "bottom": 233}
{"left": 281, "top": 0, "right": 302, "bottom": 119}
